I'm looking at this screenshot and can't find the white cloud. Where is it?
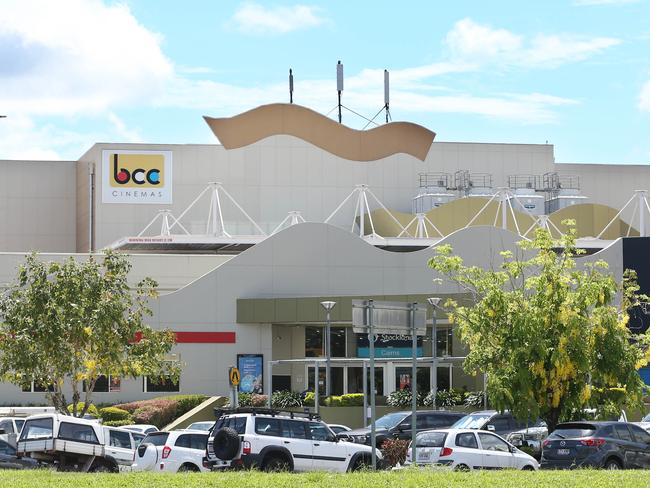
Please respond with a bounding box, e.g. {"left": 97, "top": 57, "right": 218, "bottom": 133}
{"left": 640, "top": 81, "right": 650, "bottom": 111}
{"left": 574, "top": 0, "right": 639, "bottom": 5}
{"left": 107, "top": 112, "right": 143, "bottom": 143}
{"left": 0, "top": 0, "right": 173, "bottom": 116}
{"left": 446, "top": 18, "right": 621, "bottom": 68}
{"left": 232, "top": 3, "right": 325, "bottom": 34}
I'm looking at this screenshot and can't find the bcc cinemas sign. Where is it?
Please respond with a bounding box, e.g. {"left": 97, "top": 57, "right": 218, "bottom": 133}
{"left": 102, "top": 150, "right": 172, "bottom": 204}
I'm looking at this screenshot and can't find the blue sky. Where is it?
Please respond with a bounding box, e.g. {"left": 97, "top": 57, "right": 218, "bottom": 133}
{"left": 1, "top": 0, "right": 649, "bottom": 164}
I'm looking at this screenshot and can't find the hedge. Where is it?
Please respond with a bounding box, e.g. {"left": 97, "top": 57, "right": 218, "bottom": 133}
{"left": 102, "top": 419, "right": 133, "bottom": 427}
{"left": 99, "top": 406, "right": 131, "bottom": 422}
{"left": 66, "top": 402, "right": 98, "bottom": 417}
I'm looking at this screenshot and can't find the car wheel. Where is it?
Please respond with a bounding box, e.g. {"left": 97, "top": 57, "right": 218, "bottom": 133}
{"left": 454, "top": 464, "right": 470, "bottom": 472}
{"left": 350, "top": 455, "right": 371, "bottom": 472}
{"left": 90, "top": 462, "right": 117, "bottom": 473}
{"left": 212, "top": 427, "right": 241, "bottom": 461}
{"left": 521, "top": 465, "right": 535, "bottom": 471}
{"left": 263, "top": 455, "right": 290, "bottom": 472}
{"left": 178, "top": 463, "right": 200, "bottom": 472}
{"left": 605, "top": 458, "right": 622, "bottom": 470}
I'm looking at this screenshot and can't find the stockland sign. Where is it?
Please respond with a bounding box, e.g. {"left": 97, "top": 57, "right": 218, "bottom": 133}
{"left": 102, "top": 150, "right": 172, "bottom": 204}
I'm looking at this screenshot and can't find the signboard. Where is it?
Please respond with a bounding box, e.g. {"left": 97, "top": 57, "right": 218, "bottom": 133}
{"left": 228, "top": 367, "right": 240, "bottom": 387}
{"left": 237, "top": 354, "right": 263, "bottom": 394}
{"left": 102, "top": 150, "right": 172, "bottom": 204}
{"left": 356, "top": 334, "right": 423, "bottom": 359}
{"left": 352, "top": 300, "right": 427, "bottom": 335}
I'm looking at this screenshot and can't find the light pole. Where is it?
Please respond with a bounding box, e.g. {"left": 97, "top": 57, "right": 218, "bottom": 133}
{"left": 320, "top": 300, "right": 336, "bottom": 398}
{"left": 427, "top": 297, "right": 441, "bottom": 409}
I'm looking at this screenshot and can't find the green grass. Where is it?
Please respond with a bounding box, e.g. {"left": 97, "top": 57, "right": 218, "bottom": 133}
{"left": 0, "top": 469, "right": 646, "bottom": 488}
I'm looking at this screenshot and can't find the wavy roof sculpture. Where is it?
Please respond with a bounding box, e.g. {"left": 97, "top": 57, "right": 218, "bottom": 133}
{"left": 364, "top": 200, "right": 637, "bottom": 240}
{"left": 204, "top": 103, "right": 436, "bottom": 162}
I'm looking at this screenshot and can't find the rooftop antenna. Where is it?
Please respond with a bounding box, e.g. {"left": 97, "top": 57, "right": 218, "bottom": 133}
{"left": 384, "top": 69, "right": 390, "bottom": 123}
{"left": 289, "top": 68, "right": 294, "bottom": 104}
{"left": 336, "top": 60, "right": 343, "bottom": 123}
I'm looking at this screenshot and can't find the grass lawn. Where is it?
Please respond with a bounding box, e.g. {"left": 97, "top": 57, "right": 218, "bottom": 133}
{"left": 0, "top": 469, "right": 646, "bottom": 487}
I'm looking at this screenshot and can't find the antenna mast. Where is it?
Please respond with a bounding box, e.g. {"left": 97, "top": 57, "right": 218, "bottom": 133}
{"left": 384, "top": 69, "right": 391, "bottom": 123}
{"left": 336, "top": 60, "right": 344, "bottom": 123}
{"left": 289, "top": 68, "right": 294, "bottom": 104}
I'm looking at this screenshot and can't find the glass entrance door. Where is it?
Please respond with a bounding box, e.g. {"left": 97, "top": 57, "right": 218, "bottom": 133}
{"left": 394, "top": 366, "right": 431, "bottom": 395}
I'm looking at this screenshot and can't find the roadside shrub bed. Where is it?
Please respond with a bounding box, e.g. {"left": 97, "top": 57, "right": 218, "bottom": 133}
{"left": 159, "top": 394, "right": 208, "bottom": 416}
{"left": 380, "top": 438, "right": 409, "bottom": 467}
{"left": 66, "top": 402, "right": 99, "bottom": 417}
{"left": 102, "top": 419, "right": 133, "bottom": 427}
{"left": 237, "top": 393, "right": 269, "bottom": 407}
{"left": 112, "top": 394, "right": 208, "bottom": 428}
{"left": 99, "top": 406, "right": 131, "bottom": 422}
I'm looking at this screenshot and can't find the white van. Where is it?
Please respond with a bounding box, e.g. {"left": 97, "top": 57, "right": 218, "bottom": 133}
{"left": 18, "top": 413, "right": 137, "bottom": 472}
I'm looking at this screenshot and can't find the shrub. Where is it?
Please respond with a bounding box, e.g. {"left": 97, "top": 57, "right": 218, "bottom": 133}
{"left": 271, "top": 390, "right": 302, "bottom": 409}
{"left": 303, "top": 392, "right": 315, "bottom": 407}
{"left": 103, "top": 419, "right": 133, "bottom": 427}
{"left": 235, "top": 393, "right": 268, "bottom": 407}
{"left": 340, "top": 393, "right": 364, "bottom": 406}
{"left": 324, "top": 396, "right": 341, "bottom": 407}
{"left": 99, "top": 406, "right": 131, "bottom": 422}
{"left": 386, "top": 389, "right": 424, "bottom": 408}
{"left": 380, "top": 438, "right": 409, "bottom": 467}
{"left": 67, "top": 402, "right": 98, "bottom": 418}
{"left": 131, "top": 400, "right": 177, "bottom": 428}
{"left": 464, "top": 391, "right": 486, "bottom": 408}
{"left": 159, "top": 394, "right": 208, "bottom": 416}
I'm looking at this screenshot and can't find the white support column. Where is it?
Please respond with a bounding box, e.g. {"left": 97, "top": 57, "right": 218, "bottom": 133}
{"left": 637, "top": 190, "right": 647, "bottom": 237}
{"left": 500, "top": 188, "right": 508, "bottom": 230}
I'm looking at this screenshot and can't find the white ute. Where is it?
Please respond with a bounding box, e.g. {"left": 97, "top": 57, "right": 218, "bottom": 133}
{"left": 17, "top": 413, "right": 137, "bottom": 472}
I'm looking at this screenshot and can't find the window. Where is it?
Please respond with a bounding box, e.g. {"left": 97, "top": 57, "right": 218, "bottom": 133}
{"left": 0, "top": 420, "right": 14, "bottom": 434}
{"left": 305, "top": 327, "right": 347, "bottom": 358}
{"left": 308, "top": 422, "right": 331, "bottom": 441}
{"left": 144, "top": 375, "right": 179, "bottom": 393}
{"left": 175, "top": 434, "right": 191, "bottom": 448}
{"left": 415, "top": 432, "right": 447, "bottom": 448}
{"left": 58, "top": 422, "right": 99, "bottom": 444}
{"left": 486, "top": 416, "right": 511, "bottom": 432}
{"left": 456, "top": 432, "right": 479, "bottom": 449}
{"left": 331, "top": 327, "right": 346, "bottom": 357}
{"left": 19, "top": 417, "right": 53, "bottom": 441}
{"left": 132, "top": 433, "right": 146, "bottom": 447}
{"left": 15, "top": 420, "right": 24, "bottom": 432}
{"left": 142, "top": 432, "right": 169, "bottom": 446}
{"left": 255, "top": 418, "right": 283, "bottom": 437}
{"left": 283, "top": 420, "right": 308, "bottom": 439}
{"left": 395, "top": 367, "right": 431, "bottom": 393}
{"left": 614, "top": 424, "right": 634, "bottom": 442}
{"left": 599, "top": 425, "right": 616, "bottom": 438}
{"left": 109, "top": 430, "right": 131, "bottom": 448}
{"left": 84, "top": 375, "right": 121, "bottom": 393}
{"left": 0, "top": 440, "right": 16, "bottom": 456}
{"left": 190, "top": 434, "right": 208, "bottom": 450}
{"left": 436, "top": 327, "right": 453, "bottom": 357}
{"left": 307, "top": 366, "right": 344, "bottom": 396}
{"left": 478, "top": 433, "right": 510, "bottom": 452}
{"left": 220, "top": 417, "right": 247, "bottom": 435}
{"left": 628, "top": 424, "right": 650, "bottom": 444}
{"left": 21, "top": 381, "right": 56, "bottom": 393}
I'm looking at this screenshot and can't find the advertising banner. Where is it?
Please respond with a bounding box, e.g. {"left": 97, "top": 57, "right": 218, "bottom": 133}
{"left": 356, "top": 334, "right": 423, "bottom": 359}
{"left": 102, "top": 150, "right": 172, "bottom": 204}
{"left": 237, "top": 354, "right": 263, "bottom": 394}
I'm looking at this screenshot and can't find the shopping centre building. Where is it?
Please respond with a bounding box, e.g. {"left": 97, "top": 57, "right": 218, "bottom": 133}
{"left": 1, "top": 102, "right": 650, "bottom": 404}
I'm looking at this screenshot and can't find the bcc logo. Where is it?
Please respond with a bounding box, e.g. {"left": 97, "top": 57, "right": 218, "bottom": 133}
{"left": 110, "top": 153, "right": 164, "bottom": 188}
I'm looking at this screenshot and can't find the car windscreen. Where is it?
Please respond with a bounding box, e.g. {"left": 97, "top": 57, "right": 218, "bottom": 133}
{"left": 549, "top": 426, "right": 596, "bottom": 439}
{"left": 643, "top": 413, "right": 650, "bottom": 423}
{"left": 19, "top": 417, "right": 53, "bottom": 441}
{"left": 15, "top": 419, "right": 25, "bottom": 432}
{"left": 452, "top": 414, "right": 493, "bottom": 430}
{"left": 415, "top": 431, "right": 447, "bottom": 447}
{"left": 373, "top": 413, "right": 408, "bottom": 430}
{"left": 142, "top": 432, "right": 170, "bottom": 446}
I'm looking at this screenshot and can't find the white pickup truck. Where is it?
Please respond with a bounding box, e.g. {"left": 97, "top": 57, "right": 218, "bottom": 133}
{"left": 17, "top": 413, "right": 137, "bottom": 472}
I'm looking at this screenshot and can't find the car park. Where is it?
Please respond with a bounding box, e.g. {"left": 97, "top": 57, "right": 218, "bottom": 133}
{"left": 206, "top": 408, "right": 382, "bottom": 472}
{"left": 186, "top": 421, "right": 214, "bottom": 432}
{"left": 404, "top": 428, "right": 538, "bottom": 471}
{"left": 339, "top": 410, "right": 465, "bottom": 447}
{"left": 132, "top": 430, "right": 210, "bottom": 473}
{"left": 17, "top": 414, "right": 138, "bottom": 472}
{"left": 541, "top": 421, "right": 650, "bottom": 469}
{"left": 123, "top": 425, "right": 159, "bottom": 435}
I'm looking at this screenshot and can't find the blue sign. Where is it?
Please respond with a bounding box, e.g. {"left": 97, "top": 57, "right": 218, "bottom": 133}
{"left": 357, "top": 335, "right": 423, "bottom": 359}
{"left": 237, "top": 354, "right": 263, "bottom": 394}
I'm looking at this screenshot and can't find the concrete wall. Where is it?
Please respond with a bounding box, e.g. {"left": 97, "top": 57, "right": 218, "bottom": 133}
{"left": 0, "top": 160, "right": 76, "bottom": 252}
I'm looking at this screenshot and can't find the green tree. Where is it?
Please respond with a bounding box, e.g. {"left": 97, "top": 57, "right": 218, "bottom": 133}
{"left": 428, "top": 223, "right": 649, "bottom": 432}
{"left": 0, "top": 251, "right": 179, "bottom": 417}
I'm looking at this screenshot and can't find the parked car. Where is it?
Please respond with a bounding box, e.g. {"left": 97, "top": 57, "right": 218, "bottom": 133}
{"left": 340, "top": 411, "right": 465, "bottom": 448}
{"left": 131, "top": 432, "right": 146, "bottom": 448}
{"left": 505, "top": 422, "right": 548, "bottom": 459}
{"left": 452, "top": 410, "right": 543, "bottom": 439}
{"left": 634, "top": 412, "right": 650, "bottom": 433}
{"left": 186, "top": 421, "right": 214, "bottom": 432}
{"left": 132, "top": 430, "right": 210, "bottom": 473}
{"left": 541, "top": 421, "right": 650, "bottom": 469}
{"left": 404, "top": 428, "right": 539, "bottom": 471}
{"left": 123, "top": 424, "right": 159, "bottom": 435}
{"left": 0, "top": 438, "right": 40, "bottom": 470}
{"left": 17, "top": 414, "right": 138, "bottom": 472}
{"left": 0, "top": 417, "right": 26, "bottom": 437}
{"left": 206, "top": 408, "right": 382, "bottom": 472}
{"left": 328, "top": 424, "right": 351, "bottom": 435}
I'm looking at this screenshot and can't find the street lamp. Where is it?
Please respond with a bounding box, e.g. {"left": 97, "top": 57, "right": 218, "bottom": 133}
{"left": 427, "top": 297, "right": 441, "bottom": 409}
{"left": 320, "top": 301, "right": 336, "bottom": 398}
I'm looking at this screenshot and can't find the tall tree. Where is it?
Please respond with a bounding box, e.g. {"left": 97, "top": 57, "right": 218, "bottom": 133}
{"left": 428, "top": 223, "right": 649, "bottom": 432}
{"left": 0, "top": 251, "right": 179, "bottom": 417}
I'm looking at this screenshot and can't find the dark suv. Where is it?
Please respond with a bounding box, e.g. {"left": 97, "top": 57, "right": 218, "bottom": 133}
{"left": 339, "top": 410, "right": 465, "bottom": 448}
{"left": 541, "top": 421, "right": 650, "bottom": 469}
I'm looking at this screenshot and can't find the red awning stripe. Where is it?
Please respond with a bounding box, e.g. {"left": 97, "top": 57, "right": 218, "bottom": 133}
{"left": 133, "top": 331, "right": 236, "bottom": 344}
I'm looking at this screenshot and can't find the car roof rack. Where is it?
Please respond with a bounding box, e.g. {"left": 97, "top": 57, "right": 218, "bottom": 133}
{"left": 213, "top": 406, "right": 321, "bottom": 421}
